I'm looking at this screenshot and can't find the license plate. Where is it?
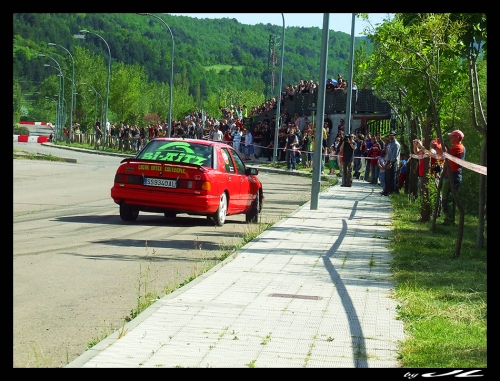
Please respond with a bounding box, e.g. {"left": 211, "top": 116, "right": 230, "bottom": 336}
{"left": 143, "top": 178, "right": 177, "bottom": 188}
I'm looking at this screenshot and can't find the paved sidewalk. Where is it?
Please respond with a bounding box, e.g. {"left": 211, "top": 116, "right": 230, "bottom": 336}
{"left": 66, "top": 178, "right": 405, "bottom": 368}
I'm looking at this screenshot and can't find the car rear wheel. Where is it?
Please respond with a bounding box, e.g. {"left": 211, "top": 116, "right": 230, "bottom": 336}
{"left": 211, "top": 192, "right": 227, "bottom": 226}
{"left": 245, "top": 191, "right": 260, "bottom": 223}
{"left": 120, "top": 204, "right": 139, "bottom": 222}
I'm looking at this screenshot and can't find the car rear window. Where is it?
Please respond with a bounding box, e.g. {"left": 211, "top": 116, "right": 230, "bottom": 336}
{"left": 137, "top": 140, "right": 213, "bottom": 167}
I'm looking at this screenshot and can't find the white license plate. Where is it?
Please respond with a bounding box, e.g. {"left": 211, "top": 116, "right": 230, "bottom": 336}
{"left": 143, "top": 178, "right": 177, "bottom": 188}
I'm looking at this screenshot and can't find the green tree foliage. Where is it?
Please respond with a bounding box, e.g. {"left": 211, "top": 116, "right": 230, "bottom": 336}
{"left": 14, "top": 12, "right": 368, "bottom": 126}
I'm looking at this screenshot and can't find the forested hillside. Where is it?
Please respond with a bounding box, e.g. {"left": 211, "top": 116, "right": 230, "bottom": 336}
{"left": 13, "top": 13, "right": 370, "bottom": 105}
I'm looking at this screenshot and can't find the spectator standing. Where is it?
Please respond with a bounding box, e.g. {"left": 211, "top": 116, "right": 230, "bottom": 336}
{"left": 253, "top": 125, "right": 263, "bottom": 159}
{"left": 324, "top": 113, "right": 333, "bottom": 138}
{"left": 436, "top": 130, "right": 466, "bottom": 226}
{"left": 378, "top": 150, "right": 387, "bottom": 191}
{"left": 375, "top": 132, "right": 385, "bottom": 152}
{"left": 337, "top": 118, "right": 345, "bottom": 137}
{"left": 381, "top": 131, "right": 401, "bottom": 196}
{"left": 223, "top": 129, "right": 232, "bottom": 144}
{"left": 353, "top": 133, "right": 365, "bottom": 179}
{"left": 328, "top": 145, "right": 337, "bottom": 175}
{"left": 232, "top": 126, "right": 242, "bottom": 153}
{"left": 261, "top": 123, "right": 272, "bottom": 161}
{"left": 94, "top": 119, "right": 102, "bottom": 149}
{"left": 369, "top": 139, "right": 381, "bottom": 184}
{"left": 413, "top": 138, "right": 427, "bottom": 196}
{"left": 284, "top": 126, "right": 299, "bottom": 171}
{"left": 325, "top": 78, "right": 335, "bottom": 92}
{"left": 244, "top": 128, "right": 253, "bottom": 160}
{"left": 299, "top": 130, "right": 311, "bottom": 168}
{"left": 363, "top": 132, "right": 373, "bottom": 182}
{"left": 334, "top": 133, "right": 344, "bottom": 177}
{"left": 340, "top": 134, "right": 355, "bottom": 187}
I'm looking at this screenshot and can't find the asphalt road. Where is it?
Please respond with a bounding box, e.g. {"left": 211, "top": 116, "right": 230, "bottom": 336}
{"left": 13, "top": 143, "right": 318, "bottom": 368}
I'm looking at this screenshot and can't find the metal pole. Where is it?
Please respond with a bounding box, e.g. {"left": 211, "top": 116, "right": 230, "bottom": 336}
{"left": 310, "top": 13, "right": 330, "bottom": 210}
{"left": 82, "top": 82, "right": 102, "bottom": 128}
{"left": 345, "top": 13, "right": 356, "bottom": 135}
{"left": 48, "top": 43, "right": 75, "bottom": 143}
{"left": 80, "top": 30, "right": 111, "bottom": 149}
{"left": 43, "top": 62, "right": 64, "bottom": 142}
{"left": 273, "top": 13, "right": 285, "bottom": 163}
{"left": 39, "top": 54, "right": 64, "bottom": 141}
{"left": 139, "top": 13, "right": 174, "bottom": 138}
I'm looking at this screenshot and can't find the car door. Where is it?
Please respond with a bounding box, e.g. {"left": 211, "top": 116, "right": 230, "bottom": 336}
{"left": 219, "top": 146, "right": 242, "bottom": 212}
{"left": 227, "top": 147, "right": 254, "bottom": 211}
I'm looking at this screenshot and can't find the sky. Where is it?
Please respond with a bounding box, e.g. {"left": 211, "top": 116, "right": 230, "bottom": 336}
{"left": 168, "top": 13, "right": 393, "bottom": 36}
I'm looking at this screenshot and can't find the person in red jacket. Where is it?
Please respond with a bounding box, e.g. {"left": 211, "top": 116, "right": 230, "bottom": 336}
{"left": 435, "top": 130, "right": 466, "bottom": 226}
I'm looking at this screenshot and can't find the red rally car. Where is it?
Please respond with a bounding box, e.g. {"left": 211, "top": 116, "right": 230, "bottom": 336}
{"left": 111, "top": 138, "right": 264, "bottom": 226}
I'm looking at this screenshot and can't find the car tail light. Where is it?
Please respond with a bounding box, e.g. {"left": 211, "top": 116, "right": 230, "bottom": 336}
{"left": 114, "top": 174, "right": 142, "bottom": 184}
{"left": 115, "top": 173, "right": 211, "bottom": 191}
{"left": 177, "top": 179, "right": 211, "bottom": 191}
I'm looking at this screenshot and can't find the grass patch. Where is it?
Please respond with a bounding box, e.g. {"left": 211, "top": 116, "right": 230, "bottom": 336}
{"left": 204, "top": 64, "right": 244, "bottom": 73}
{"left": 14, "top": 149, "right": 70, "bottom": 162}
{"left": 389, "top": 193, "right": 487, "bottom": 368}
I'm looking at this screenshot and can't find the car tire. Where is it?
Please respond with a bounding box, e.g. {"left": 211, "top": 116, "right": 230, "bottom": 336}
{"left": 245, "top": 191, "right": 260, "bottom": 223}
{"left": 211, "top": 192, "right": 227, "bottom": 227}
{"left": 120, "top": 204, "right": 139, "bottom": 222}
{"left": 164, "top": 212, "right": 177, "bottom": 219}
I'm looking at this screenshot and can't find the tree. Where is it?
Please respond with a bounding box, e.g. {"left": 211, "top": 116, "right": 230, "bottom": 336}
{"left": 367, "top": 13, "right": 471, "bottom": 257}
{"left": 449, "top": 13, "right": 487, "bottom": 249}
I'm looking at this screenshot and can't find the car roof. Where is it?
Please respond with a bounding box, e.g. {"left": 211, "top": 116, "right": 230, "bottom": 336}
{"left": 151, "top": 138, "right": 238, "bottom": 150}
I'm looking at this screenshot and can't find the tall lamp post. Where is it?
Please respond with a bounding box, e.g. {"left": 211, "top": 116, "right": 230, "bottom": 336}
{"left": 75, "top": 30, "right": 111, "bottom": 149}
{"left": 39, "top": 54, "right": 64, "bottom": 141}
{"left": 48, "top": 42, "right": 74, "bottom": 144}
{"left": 138, "top": 13, "right": 174, "bottom": 137}
{"left": 44, "top": 65, "right": 65, "bottom": 142}
{"left": 74, "top": 92, "right": 89, "bottom": 129}
{"left": 272, "top": 13, "right": 285, "bottom": 163}
{"left": 45, "top": 97, "right": 59, "bottom": 139}
{"left": 80, "top": 82, "right": 102, "bottom": 125}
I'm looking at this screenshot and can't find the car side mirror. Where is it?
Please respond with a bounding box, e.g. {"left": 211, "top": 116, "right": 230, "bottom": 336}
{"left": 246, "top": 167, "right": 259, "bottom": 176}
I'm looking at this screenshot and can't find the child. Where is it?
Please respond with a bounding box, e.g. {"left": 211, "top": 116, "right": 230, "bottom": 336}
{"left": 328, "top": 145, "right": 337, "bottom": 175}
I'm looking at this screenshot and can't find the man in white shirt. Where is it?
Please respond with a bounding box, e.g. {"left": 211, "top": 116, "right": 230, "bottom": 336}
{"left": 212, "top": 125, "right": 223, "bottom": 142}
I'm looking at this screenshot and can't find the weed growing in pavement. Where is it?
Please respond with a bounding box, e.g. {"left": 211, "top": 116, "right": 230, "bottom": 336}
{"left": 87, "top": 321, "right": 121, "bottom": 349}
{"left": 27, "top": 342, "right": 58, "bottom": 368}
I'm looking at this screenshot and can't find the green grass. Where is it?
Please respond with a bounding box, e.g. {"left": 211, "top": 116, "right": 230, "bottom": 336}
{"left": 204, "top": 64, "right": 243, "bottom": 73}
{"left": 389, "top": 193, "right": 487, "bottom": 368}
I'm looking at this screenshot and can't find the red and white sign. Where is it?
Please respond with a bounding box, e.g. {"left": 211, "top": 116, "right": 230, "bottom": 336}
{"left": 13, "top": 135, "right": 50, "bottom": 143}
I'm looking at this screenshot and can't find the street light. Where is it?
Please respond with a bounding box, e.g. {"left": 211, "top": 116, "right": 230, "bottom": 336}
{"left": 138, "top": 13, "right": 174, "bottom": 137}
{"left": 75, "top": 93, "right": 89, "bottom": 129}
{"left": 43, "top": 63, "right": 65, "bottom": 141}
{"left": 81, "top": 82, "right": 103, "bottom": 126}
{"left": 45, "top": 97, "right": 59, "bottom": 140}
{"left": 39, "top": 54, "right": 65, "bottom": 141}
{"left": 273, "top": 13, "right": 285, "bottom": 164}
{"left": 48, "top": 42, "right": 75, "bottom": 144}
{"left": 75, "top": 30, "right": 111, "bottom": 149}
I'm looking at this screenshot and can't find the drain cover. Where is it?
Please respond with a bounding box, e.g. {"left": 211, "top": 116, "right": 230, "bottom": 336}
{"left": 269, "top": 293, "right": 322, "bottom": 300}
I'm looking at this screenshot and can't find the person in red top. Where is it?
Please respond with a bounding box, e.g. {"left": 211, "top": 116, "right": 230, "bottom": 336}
{"left": 435, "top": 130, "right": 465, "bottom": 226}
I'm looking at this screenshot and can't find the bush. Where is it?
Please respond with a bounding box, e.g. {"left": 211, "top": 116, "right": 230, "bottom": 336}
{"left": 14, "top": 126, "right": 30, "bottom": 135}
